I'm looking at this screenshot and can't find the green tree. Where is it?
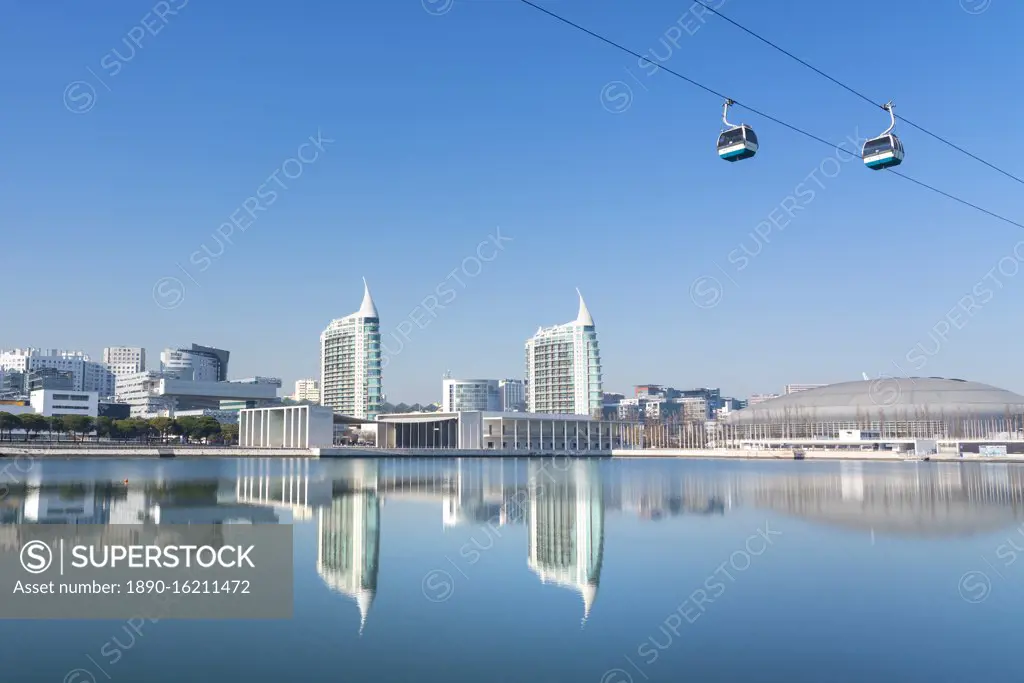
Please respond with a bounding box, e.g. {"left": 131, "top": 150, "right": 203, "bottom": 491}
{"left": 220, "top": 423, "right": 239, "bottom": 444}
{"left": 63, "top": 415, "right": 94, "bottom": 441}
{"left": 175, "top": 416, "right": 200, "bottom": 443}
{"left": 114, "top": 419, "right": 137, "bottom": 442}
{"left": 128, "top": 418, "right": 151, "bottom": 442}
{"left": 48, "top": 415, "right": 66, "bottom": 441}
{"left": 19, "top": 414, "right": 48, "bottom": 441}
{"left": 0, "top": 412, "right": 22, "bottom": 441}
{"left": 148, "top": 417, "right": 173, "bottom": 443}
{"left": 95, "top": 416, "right": 115, "bottom": 440}
{"left": 195, "top": 416, "right": 222, "bottom": 443}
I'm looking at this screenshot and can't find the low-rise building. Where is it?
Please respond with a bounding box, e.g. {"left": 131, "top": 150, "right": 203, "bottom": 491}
{"left": 98, "top": 402, "right": 131, "bottom": 420}
{"left": 377, "top": 411, "right": 632, "bottom": 452}
{"left": 30, "top": 389, "right": 98, "bottom": 417}
{"left": 172, "top": 409, "right": 240, "bottom": 424}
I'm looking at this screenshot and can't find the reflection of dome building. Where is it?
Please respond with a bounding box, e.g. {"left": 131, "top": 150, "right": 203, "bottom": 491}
{"left": 527, "top": 461, "right": 604, "bottom": 625}
{"left": 751, "top": 463, "right": 1024, "bottom": 537}
{"left": 317, "top": 492, "right": 380, "bottom": 633}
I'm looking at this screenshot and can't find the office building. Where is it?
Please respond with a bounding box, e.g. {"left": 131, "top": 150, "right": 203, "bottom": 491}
{"left": 103, "top": 347, "right": 146, "bottom": 380}
{"left": 499, "top": 379, "right": 526, "bottom": 412}
{"left": 160, "top": 344, "right": 230, "bottom": 382}
{"left": 748, "top": 393, "right": 781, "bottom": 405}
{"left": 293, "top": 379, "right": 320, "bottom": 404}
{"left": 0, "top": 370, "right": 23, "bottom": 398}
{"left": 116, "top": 371, "right": 278, "bottom": 418}
{"left": 320, "top": 279, "right": 382, "bottom": 420}
{"left": 0, "top": 348, "right": 113, "bottom": 397}
{"left": 525, "top": 290, "right": 603, "bottom": 416}
{"left": 442, "top": 379, "right": 501, "bottom": 413}
{"left": 784, "top": 384, "right": 827, "bottom": 395}
{"left": 27, "top": 368, "right": 73, "bottom": 392}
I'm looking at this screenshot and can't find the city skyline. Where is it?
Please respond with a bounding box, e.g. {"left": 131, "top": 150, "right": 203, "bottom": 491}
{"left": 5, "top": 1, "right": 1024, "bottom": 404}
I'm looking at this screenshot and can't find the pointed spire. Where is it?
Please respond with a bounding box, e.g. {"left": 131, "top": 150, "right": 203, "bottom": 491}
{"left": 356, "top": 588, "right": 375, "bottom": 636}
{"left": 581, "top": 582, "right": 598, "bottom": 627}
{"left": 574, "top": 288, "right": 594, "bottom": 326}
{"left": 357, "top": 277, "right": 379, "bottom": 318}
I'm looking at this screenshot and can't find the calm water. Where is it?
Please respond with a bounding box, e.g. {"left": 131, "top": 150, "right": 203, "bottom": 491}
{"left": 3, "top": 456, "right": 1024, "bottom": 682}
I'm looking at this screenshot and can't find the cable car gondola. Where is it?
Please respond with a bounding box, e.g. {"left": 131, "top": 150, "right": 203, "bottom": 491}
{"left": 717, "top": 99, "right": 758, "bottom": 162}
{"left": 862, "top": 101, "right": 904, "bottom": 170}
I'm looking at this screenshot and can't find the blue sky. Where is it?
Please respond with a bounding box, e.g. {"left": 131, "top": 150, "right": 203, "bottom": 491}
{"left": 2, "top": 0, "right": 1023, "bottom": 403}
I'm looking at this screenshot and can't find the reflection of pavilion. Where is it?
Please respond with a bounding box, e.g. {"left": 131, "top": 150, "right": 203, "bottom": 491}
{"left": 527, "top": 461, "right": 604, "bottom": 625}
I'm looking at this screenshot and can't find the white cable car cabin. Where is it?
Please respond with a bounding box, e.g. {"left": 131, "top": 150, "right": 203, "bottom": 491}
{"left": 863, "top": 101, "right": 904, "bottom": 170}
{"left": 717, "top": 99, "right": 758, "bottom": 162}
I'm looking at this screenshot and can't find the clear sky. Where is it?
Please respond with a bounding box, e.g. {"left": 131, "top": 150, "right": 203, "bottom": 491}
{"left": 3, "top": 0, "right": 1023, "bottom": 403}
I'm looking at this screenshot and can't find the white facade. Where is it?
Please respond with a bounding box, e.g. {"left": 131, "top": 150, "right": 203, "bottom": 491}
{"left": 294, "top": 378, "right": 320, "bottom": 403}
{"left": 499, "top": 379, "right": 526, "bottom": 412}
{"left": 784, "top": 384, "right": 827, "bottom": 395}
{"left": 442, "top": 379, "right": 500, "bottom": 412}
{"left": 377, "top": 411, "right": 629, "bottom": 452}
{"left": 0, "top": 348, "right": 113, "bottom": 397}
{"left": 116, "top": 371, "right": 278, "bottom": 418}
{"left": 161, "top": 348, "right": 220, "bottom": 382}
{"left": 748, "top": 393, "right": 781, "bottom": 405}
{"left": 103, "top": 346, "right": 146, "bottom": 381}
{"left": 525, "top": 290, "right": 602, "bottom": 416}
{"left": 320, "top": 279, "right": 382, "bottom": 420}
{"left": 239, "top": 405, "right": 336, "bottom": 448}
{"left": 30, "top": 389, "right": 99, "bottom": 417}
{"left": 117, "top": 371, "right": 173, "bottom": 417}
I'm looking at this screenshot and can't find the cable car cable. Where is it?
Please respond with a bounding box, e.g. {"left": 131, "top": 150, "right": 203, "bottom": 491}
{"left": 516, "top": 0, "right": 852, "bottom": 158}
{"left": 886, "top": 170, "right": 1024, "bottom": 230}
{"left": 514, "top": 0, "right": 1024, "bottom": 231}
{"left": 691, "top": 0, "right": 1024, "bottom": 186}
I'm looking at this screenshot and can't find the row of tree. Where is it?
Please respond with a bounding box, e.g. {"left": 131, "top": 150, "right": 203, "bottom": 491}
{"left": 0, "top": 412, "right": 240, "bottom": 445}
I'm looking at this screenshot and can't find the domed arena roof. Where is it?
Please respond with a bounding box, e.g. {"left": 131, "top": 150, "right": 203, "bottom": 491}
{"left": 726, "top": 378, "right": 1024, "bottom": 424}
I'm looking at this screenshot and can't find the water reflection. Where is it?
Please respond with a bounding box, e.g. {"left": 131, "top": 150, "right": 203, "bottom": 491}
{"left": 3, "top": 458, "right": 1024, "bottom": 630}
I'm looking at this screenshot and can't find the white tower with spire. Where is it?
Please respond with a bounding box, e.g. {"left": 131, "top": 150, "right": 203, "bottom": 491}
{"left": 320, "top": 278, "right": 382, "bottom": 419}
{"left": 524, "top": 289, "right": 603, "bottom": 415}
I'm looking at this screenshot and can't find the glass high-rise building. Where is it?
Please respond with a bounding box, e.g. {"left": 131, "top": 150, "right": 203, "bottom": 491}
{"left": 525, "top": 290, "right": 603, "bottom": 416}
{"left": 320, "top": 279, "right": 382, "bottom": 420}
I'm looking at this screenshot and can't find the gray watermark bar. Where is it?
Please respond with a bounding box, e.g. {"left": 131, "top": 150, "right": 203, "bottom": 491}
{"left": 1, "top": 524, "right": 292, "bottom": 619}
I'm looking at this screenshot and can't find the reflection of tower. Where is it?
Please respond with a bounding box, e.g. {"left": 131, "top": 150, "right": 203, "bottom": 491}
{"left": 527, "top": 461, "right": 604, "bottom": 625}
{"left": 317, "top": 491, "right": 380, "bottom": 634}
